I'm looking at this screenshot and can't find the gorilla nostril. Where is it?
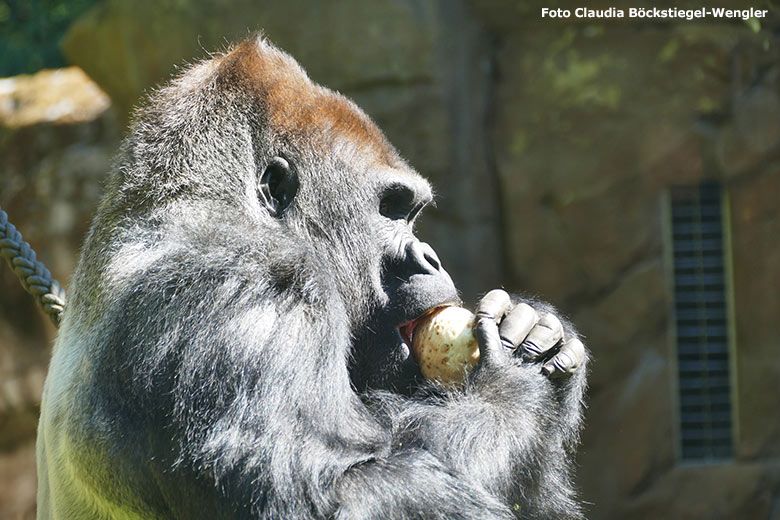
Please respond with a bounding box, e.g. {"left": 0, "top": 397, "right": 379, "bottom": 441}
{"left": 402, "top": 240, "right": 444, "bottom": 276}
{"left": 423, "top": 251, "right": 440, "bottom": 272}
{"left": 414, "top": 242, "right": 442, "bottom": 274}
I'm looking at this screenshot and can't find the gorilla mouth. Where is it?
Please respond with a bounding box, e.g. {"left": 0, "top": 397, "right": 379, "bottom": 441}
{"left": 398, "top": 320, "right": 418, "bottom": 348}
{"left": 397, "top": 305, "right": 451, "bottom": 349}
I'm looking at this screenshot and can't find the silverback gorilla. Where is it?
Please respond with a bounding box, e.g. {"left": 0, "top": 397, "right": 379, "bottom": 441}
{"left": 36, "top": 37, "right": 587, "bottom": 519}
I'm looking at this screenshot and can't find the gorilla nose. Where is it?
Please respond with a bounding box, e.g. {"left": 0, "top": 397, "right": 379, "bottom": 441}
{"left": 407, "top": 241, "right": 443, "bottom": 275}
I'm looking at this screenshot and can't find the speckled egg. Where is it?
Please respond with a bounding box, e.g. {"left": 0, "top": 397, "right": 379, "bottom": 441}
{"left": 411, "top": 306, "right": 479, "bottom": 388}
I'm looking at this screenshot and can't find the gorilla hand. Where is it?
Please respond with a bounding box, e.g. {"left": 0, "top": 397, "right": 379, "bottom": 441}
{"left": 473, "top": 289, "right": 586, "bottom": 378}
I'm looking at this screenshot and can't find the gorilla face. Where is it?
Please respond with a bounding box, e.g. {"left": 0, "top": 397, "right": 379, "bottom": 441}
{"left": 256, "top": 155, "right": 459, "bottom": 393}
{"left": 288, "top": 162, "right": 460, "bottom": 395}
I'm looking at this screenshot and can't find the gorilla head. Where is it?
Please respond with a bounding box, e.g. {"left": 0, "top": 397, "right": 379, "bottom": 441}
{"left": 38, "top": 37, "right": 587, "bottom": 520}
{"left": 216, "top": 41, "right": 461, "bottom": 393}
{"left": 105, "top": 39, "right": 457, "bottom": 393}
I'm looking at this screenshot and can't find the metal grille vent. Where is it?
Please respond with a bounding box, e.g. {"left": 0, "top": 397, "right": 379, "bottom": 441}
{"left": 670, "top": 182, "right": 733, "bottom": 461}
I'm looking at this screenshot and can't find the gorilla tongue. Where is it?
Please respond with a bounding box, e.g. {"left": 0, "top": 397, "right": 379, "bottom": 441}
{"left": 399, "top": 320, "right": 419, "bottom": 347}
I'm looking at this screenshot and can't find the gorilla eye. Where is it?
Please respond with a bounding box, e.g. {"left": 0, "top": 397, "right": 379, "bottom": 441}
{"left": 258, "top": 157, "right": 298, "bottom": 217}
{"left": 379, "top": 185, "right": 419, "bottom": 222}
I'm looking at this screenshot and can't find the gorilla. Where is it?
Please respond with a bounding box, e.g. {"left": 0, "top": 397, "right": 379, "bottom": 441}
{"left": 36, "top": 37, "right": 587, "bottom": 519}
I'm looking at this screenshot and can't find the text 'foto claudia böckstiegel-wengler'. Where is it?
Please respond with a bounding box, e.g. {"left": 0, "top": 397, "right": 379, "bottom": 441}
{"left": 540, "top": 7, "right": 769, "bottom": 21}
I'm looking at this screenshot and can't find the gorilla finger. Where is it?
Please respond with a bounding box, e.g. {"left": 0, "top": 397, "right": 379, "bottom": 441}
{"left": 474, "top": 291, "right": 512, "bottom": 367}
{"left": 520, "top": 313, "right": 563, "bottom": 359}
{"left": 474, "top": 316, "right": 506, "bottom": 366}
{"left": 475, "top": 289, "right": 512, "bottom": 322}
{"left": 542, "top": 338, "right": 586, "bottom": 378}
{"left": 498, "top": 303, "right": 538, "bottom": 351}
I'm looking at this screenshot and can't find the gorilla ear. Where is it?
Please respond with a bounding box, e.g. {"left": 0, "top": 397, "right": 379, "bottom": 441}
{"left": 258, "top": 157, "right": 298, "bottom": 217}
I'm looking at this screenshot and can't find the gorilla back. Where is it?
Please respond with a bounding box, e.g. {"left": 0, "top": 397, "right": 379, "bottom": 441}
{"left": 37, "top": 37, "right": 587, "bottom": 519}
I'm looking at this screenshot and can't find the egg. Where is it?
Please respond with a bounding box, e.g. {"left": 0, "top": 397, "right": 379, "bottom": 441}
{"left": 410, "top": 306, "right": 479, "bottom": 388}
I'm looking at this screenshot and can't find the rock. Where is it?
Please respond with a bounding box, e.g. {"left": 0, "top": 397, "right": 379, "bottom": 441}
{"left": 484, "top": 7, "right": 780, "bottom": 519}
{"left": 573, "top": 260, "right": 668, "bottom": 393}
{"left": 619, "top": 462, "right": 780, "bottom": 520}
{"left": 0, "top": 67, "right": 110, "bottom": 127}
{"left": 578, "top": 349, "right": 675, "bottom": 517}
{"left": 0, "top": 441, "right": 37, "bottom": 520}
{"left": 729, "top": 171, "right": 780, "bottom": 459}
{"left": 721, "top": 83, "right": 780, "bottom": 177}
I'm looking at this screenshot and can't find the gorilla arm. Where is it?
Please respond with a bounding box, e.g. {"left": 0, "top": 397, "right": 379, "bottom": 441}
{"left": 364, "top": 353, "right": 588, "bottom": 519}
{"left": 184, "top": 296, "right": 583, "bottom": 520}
{"left": 120, "top": 269, "right": 585, "bottom": 520}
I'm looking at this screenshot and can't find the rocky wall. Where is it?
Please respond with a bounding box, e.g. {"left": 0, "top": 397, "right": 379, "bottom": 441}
{"left": 471, "top": 3, "right": 780, "bottom": 518}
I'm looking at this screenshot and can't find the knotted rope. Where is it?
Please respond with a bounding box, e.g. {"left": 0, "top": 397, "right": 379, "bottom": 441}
{"left": 0, "top": 205, "right": 66, "bottom": 327}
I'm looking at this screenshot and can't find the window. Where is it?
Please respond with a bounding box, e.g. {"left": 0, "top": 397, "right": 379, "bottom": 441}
{"left": 669, "top": 181, "right": 734, "bottom": 461}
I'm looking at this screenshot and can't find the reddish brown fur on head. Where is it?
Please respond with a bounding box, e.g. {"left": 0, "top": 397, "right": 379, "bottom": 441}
{"left": 217, "top": 36, "right": 402, "bottom": 169}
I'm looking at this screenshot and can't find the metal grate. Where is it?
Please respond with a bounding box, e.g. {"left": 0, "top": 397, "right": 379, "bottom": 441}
{"left": 670, "top": 182, "right": 733, "bottom": 461}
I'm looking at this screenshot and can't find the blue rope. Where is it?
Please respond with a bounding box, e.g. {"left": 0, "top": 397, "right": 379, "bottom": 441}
{"left": 0, "top": 205, "right": 66, "bottom": 327}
